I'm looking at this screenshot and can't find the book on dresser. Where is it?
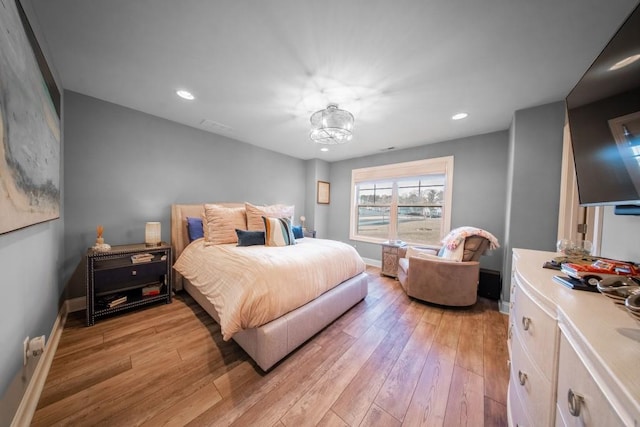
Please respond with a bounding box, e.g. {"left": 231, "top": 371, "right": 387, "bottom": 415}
{"left": 131, "top": 253, "right": 155, "bottom": 263}
{"left": 96, "top": 293, "right": 127, "bottom": 309}
{"left": 141, "top": 283, "right": 162, "bottom": 297}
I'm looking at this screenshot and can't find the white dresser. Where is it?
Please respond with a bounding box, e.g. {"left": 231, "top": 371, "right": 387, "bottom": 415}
{"left": 508, "top": 248, "right": 640, "bottom": 426}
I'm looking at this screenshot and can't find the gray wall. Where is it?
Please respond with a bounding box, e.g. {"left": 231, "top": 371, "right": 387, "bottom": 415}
{"left": 501, "top": 101, "right": 566, "bottom": 301}
{"left": 304, "top": 159, "right": 330, "bottom": 237}
{"left": 63, "top": 91, "right": 308, "bottom": 298}
{"left": 0, "top": 0, "right": 65, "bottom": 421}
{"left": 327, "top": 131, "right": 510, "bottom": 273}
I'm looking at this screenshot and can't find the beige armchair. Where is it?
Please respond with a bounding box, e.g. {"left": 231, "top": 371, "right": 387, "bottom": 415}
{"left": 397, "top": 236, "right": 490, "bottom": 307}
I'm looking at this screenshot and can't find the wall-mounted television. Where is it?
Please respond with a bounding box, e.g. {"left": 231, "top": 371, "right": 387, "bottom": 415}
{"left": 566, "top": 4, "right": 640, "bottom": 207}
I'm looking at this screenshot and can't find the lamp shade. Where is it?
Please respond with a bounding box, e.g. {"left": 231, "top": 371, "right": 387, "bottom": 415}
{"left": 145, "top": 222, "right": 161, "bottom": 246}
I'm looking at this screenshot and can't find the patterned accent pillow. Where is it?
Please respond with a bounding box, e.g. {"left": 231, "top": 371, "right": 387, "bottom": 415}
{"left": 203, "top": 204, "right": 247, "bottom": 245}
{"left": 439, "top": 243, "right": 465, "bottom": 261}
{"left": 235, "top": 229, "right": 265, "bottom": 246}
{"left": 245, "top": 202, "right": 294, "bottom": 231}
{"left": 262, "top": 216, "right": 296, "bottom": 247}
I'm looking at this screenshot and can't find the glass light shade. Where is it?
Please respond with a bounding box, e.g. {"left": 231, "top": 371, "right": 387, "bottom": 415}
{"left": 145, "top": 222, "right": 161, "bottom": 246}
{"left": 309, "top": 104, "right": 354, "bottom": 145}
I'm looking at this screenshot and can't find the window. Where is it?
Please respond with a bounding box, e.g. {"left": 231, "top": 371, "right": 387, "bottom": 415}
{"left": 350, "top": 157, "right": 453, "bottom": 245}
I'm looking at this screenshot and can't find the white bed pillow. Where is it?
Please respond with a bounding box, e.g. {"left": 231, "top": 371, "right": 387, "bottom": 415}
{"left": 245, "top": 202, "right": 294, "bottom": 231}
{"left": 203, "top": 204, "right": 247, "bottom": 245}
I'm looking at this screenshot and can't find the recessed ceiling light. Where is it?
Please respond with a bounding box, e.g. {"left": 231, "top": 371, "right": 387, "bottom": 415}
{"left": 320, "top": 147, "right": 329, "bottom": 152}
{"left": 176, "top": 90, "right": 195, "bottom": 100}
{"left": 609, "top": 54, "right": 640, "bottom": 71}
{"left": 452, "top": 112, "right": 468, "bottom": 120}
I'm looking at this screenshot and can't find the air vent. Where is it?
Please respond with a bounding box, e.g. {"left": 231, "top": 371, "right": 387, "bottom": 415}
{"left": 200, "top": 119, "right": 233, "bottom": 133}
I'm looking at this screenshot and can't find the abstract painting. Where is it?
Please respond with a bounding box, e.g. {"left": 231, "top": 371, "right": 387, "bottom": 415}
{"left": 0, "top": 0, "right": 61, "bottom": 234}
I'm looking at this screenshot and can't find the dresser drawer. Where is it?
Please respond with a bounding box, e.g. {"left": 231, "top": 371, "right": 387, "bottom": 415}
{"left": 382, "top": 245, "right": 396, "bottom": 254}
{"left": 511, "top": 330, "right": 554, "bottom": 425}
{"left": 512, "top": 281, "right": 558, "bottom": 379}
{"left": 94, "top": 261, "right": 167, "bottom": 293}
{"left": 509, "top": 381, "right": 533, "bottom": 427}
{"left": 556, "top": 333, "right": 624, "bottom": 426}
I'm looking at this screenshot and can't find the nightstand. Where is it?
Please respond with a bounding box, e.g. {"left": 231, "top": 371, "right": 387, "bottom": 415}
{"left": 303, "top": 229, "right": 317, "bottom": 238}
{"left": 381, "top": 241, "right": 406, "bottom": 278}
{"left": 86, "top": 242, "right": 172, "bottom": 326}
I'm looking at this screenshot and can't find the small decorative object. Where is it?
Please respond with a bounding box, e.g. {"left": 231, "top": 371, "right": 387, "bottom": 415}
{"left": 145, "top": 221, "right": 161, "bottom": 246}
{"left": 300, "top": 215, "right": 306, "bottom": 231}
{"left": 317, "top": 181, "right": 330, "bottom": 204}
{"left": 92, "top": 225, "right": 111, "bottom": 252}
{"left": 556, "top": 239, "right": 592, "bottom": 257}
{"left": 96, "top": 225, "right": 104, "bottom": 245}
{"left": 556, "top": 238, "right": 570, "bottom": 253}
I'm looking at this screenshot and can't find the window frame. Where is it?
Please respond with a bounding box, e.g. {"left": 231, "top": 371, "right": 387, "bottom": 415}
{"left": 349, "top": 157, "right": 454, "bottom": 245}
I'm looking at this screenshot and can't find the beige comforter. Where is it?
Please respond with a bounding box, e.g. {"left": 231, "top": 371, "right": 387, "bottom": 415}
{"left": 173, "top": 238, "right": 365, "bottom": 340}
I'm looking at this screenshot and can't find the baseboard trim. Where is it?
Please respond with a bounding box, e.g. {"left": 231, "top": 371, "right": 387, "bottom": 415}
{"left": 499, "top": 299, "right": 510, "bottom": 314}
{"left": 362, "top": 257, "right": 381, "bottom": 268}
{"left": 11, "top": 304, "right": 68, "bottom": 427}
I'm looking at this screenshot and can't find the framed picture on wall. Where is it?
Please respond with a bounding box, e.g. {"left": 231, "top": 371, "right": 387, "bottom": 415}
{"left": 317, "top": 181, "right": 330, "bottom": 204}
{"left": 0, "top": 1, "right": 61, "bottom": 234}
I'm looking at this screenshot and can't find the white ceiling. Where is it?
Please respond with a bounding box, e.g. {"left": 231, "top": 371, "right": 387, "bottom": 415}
{"left": 30, "top": 0, "right": 639, "bottom": 162}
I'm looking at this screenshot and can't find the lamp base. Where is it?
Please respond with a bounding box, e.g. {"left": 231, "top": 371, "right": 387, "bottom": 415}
{"left": 145, "top": 242, "right": 162, "bottom": 247}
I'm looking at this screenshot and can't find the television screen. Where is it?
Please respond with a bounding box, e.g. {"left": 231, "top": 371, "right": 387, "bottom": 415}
{"left": 566, "top": 4, "right": 640, "bottom": 206}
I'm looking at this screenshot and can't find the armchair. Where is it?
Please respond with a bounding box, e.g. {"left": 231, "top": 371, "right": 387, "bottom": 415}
{"left": 397, "top": 235, "right": 491, "bottom": 306}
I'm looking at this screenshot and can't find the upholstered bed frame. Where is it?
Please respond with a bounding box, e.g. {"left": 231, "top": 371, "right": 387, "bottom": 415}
{"left": 170, "top": 203, "right": 368, "bottom": 371}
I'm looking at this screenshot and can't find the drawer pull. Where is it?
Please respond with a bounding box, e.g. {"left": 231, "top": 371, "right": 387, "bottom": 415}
{"left": 568, "top": 388, "right": 584, "bottom": 417}
{"left": 132, "top": 270, "right": 137, "bottom": 276}
{"left": 518, "top": 370, "right": 527, "bottom": 386}
{"left": 521, "top": 316, "right": 531, "bottom": 331}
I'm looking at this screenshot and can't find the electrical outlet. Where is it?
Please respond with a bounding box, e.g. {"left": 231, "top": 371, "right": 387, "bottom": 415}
{"left": 28, "top": 335, "right": 46, "bottom": 358}
{"left": 23, "top": 336, "right": 29, "bottom": 366}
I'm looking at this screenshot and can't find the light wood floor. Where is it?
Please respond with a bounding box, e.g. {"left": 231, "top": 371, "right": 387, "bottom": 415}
{"left": 32, "top": 266, "right": 510, "bottom": 426}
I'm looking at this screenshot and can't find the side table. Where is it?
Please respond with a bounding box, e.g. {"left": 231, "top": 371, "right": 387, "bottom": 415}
{"left": 86, "top": 242, "right": 172, "bottom": 325}
{"left": 381, "top": 241, "right": 406, "bottom": 278}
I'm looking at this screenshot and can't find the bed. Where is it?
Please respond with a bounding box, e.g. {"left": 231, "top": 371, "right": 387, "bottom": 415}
{"left": 170, "top": 203, "right": 368, "bottom": 371}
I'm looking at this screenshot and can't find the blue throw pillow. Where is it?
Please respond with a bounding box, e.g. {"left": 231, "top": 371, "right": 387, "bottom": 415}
{"left": 292, "top": 225, "right": 304, "bottom": 239}
{"left": 186, "top": 217, "right": 204, "bottom": 242}
{"left": 236, "top": 229, "right": 265, "bottom": 246}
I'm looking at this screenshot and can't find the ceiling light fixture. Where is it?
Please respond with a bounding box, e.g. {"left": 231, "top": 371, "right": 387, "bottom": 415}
{"left": 609, "top": 54, "right": 640, "bottom": 71}
{"left": 310, "top": 104, "right": 354, "bottom": 144}
{"left": 176, "top": 90, "right": 195, "bottom": 100}
{"left": 452, "top": 112, "right": 468, "bottom": 120}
